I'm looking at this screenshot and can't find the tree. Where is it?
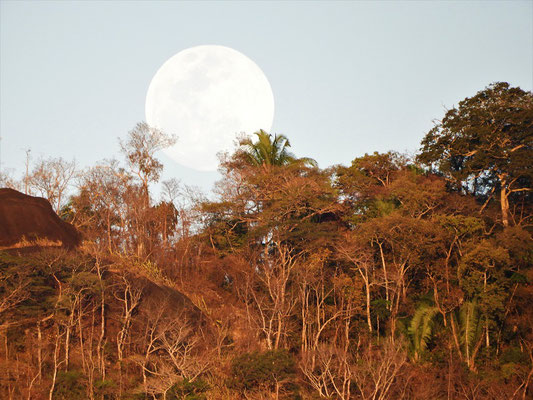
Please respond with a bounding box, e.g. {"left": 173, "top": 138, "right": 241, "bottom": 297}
{"left": 119, "top": 122, "right": 176, "bottom": 257}
{"left": 454, "top": 301, "right": 484, "bottom": 371}
{"left": 408, "top": 303, "right": 439, "bottom": 361}
{"left": 230, "top": 349, "right": 296, "bottom": 398}
{"left": 334, "top": 151, "right": 406, "bottom": 225}
{"left": 336, "top": 234, "right": 375, "bottom": 332}
{"left": 0, "top": 169, "right": 19, "bottom": 190}
{"left": 233, "top": 130, "right": 317, "bottom": 170}
{"left": 458, "top": 239, "right": 511, "bottom": 351}
{"left": 351, "top": 338, "right": 407, "bottom": 400}
{"left": 336, "top": 152, "right": 404, "bottom": 193}
{"left": 418, "top": 82, "right": 533, "bottom": 227}
{"left": 72, "top": 160, "right": 131, "bottom": 252}
{"left": 356, "top": 214, "right": 444, "bottom": 336}
{"left": 28, "top": 157, "right": 77, "bottom": 214}
{"left": 119, "top": 122, "right": 177, "bottom": 200}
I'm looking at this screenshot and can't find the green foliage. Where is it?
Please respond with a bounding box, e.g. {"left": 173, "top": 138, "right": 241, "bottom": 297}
{"left": 335, "top": 151, "right": 405, "bottom": 224}
{"left": 199, "top": 200, "right": 249, "bottom": 252}
{"left": 168, "top": 378, "right": 210, "bottom": 400}
{"left": 2, "top": 87, "right": 532, "bottom": 398}
{"left": 68, "top": 271, "right": 100, "bottom": 293}
{"left": 418, "top": 82, "right": 533, "bottom": 227}
{"left": 496, "top": 226, "right": 533, "bottom": 268}
{"left": 458, "top": 240, "right": 511, "bottom": 326}
{"left": 230, "top": 349, "right": 296, "bottom": 392}
{"left": 458, "top": 301, "right": 483, "bottom": 359}
{"left": 237, "top": 130, "right": 317, "bottom": 169}
{"left": 418, "top": 82, "right": 533, "bottom": 194}
{"left": 371, "top": 298, "right": 391, "bottom": 320}
{"left": 510, "top": 272, "right": 528, "bottom": 284}
{"left": 0, "top": 250, "right": 95, "bottom": 320}
{"left": 53, "top": 370, "right": 86, "bottom": 400}
{"left": 408, "top": 304, "right": 439, "bottom": 361}
{"left": 93, "top": 379, "right": 117, "bottom": 399}
{"left": 500, "top": 347, "right": 530, "bottom": 366}
{"left": 435, "top": 214, "right": 484, "bottom": 238}
{"left": 140, "top": 260, "right": 175, "bottom": 287}
{"left": 500, "top": 362, "right": 520, "bottom": 379}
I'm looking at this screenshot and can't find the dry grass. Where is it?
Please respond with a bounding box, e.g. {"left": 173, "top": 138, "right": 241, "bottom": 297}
{"left": 0, "top": 236, "right": 63, "bottom": 250}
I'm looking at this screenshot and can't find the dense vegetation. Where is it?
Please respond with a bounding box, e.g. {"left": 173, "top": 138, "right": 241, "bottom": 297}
{"left": 0, "top": 82, "right": 532, "bottom": 399}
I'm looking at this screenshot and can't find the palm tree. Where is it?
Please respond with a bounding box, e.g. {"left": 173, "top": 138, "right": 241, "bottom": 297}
{"left": 238, "top": 130, "right": 317, "bottom": 169}
{"left": 408, "top": 304, "right": 439, "bottom": 361}
{"left": 458, "top": 300, "right": 483, "bottom": 370}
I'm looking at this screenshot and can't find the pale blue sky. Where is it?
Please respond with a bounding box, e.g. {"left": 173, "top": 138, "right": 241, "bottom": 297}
{"left": 1, "top": 0, "right": 532, "bottom": 194}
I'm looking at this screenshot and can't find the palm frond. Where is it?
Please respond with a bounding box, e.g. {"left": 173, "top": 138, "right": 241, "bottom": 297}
{"left": 237, "top": 130, "right": 316, "bottom": 168}
{"left": 409, "top": 304, "right": 439, "bottom": 359}
{"left": 459, "top": 300, "right": 482, "bottom": 358}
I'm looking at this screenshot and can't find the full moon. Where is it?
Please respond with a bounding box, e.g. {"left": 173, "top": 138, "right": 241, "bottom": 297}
{"left": 145, "top": 45, "right": 275, "bottom": 171}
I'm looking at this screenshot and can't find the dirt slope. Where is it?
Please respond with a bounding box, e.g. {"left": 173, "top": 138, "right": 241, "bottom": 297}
{"left": 0, "top": 188, "right": 81, "bottom": 249}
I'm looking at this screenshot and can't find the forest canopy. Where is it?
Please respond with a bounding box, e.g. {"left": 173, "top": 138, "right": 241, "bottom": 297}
{"left": 0, "top": 82, "right": 532, "bottom": 399}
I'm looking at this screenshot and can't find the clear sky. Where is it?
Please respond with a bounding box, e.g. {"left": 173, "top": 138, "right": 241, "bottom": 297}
{"left": 1, "top": 0, "right": 532, "bottom": 195}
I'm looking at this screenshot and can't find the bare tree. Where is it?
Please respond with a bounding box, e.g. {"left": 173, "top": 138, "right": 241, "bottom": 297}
{"left": 115, "top": 273, "right": 143, "bottom": 364}
{"left": 132, "top": 297, "right": 211, "bottom": 400}
{"left": 336, "top": 235, "right": 376, "bottom": 333}
{"left": 352, "top": 339, "right": 408, "bottom": 400}
{"left": 301, "top": 343, "right": 353, "bottom": 400}
{"left": 28, "top": 157, "right": 76, "bottom": 214}
{"left": 0, "top": 270, "right": 29, "bottom": 316}
{"left": 74, "top": 160, "right": 131, "bottom": 253}
{"left": 243, "top": 242, "right": 301, "bottom": 350}
{"left": 0, "top": 168, "right": 20, "bottom": 190}
{"left": 114, "top": 271, "right": 143, "bottom": 396}
{"left": 299, "top": 263, "right": 358, "bottom": 400}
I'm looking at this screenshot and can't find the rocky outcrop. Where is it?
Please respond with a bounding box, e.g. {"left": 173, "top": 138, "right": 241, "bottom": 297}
{"left": 0, "top": 188, "right": 81, "bottom": 249}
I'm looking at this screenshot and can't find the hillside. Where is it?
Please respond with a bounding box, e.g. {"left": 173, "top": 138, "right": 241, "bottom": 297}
{"left": 0, "top": 82, "right": 531, "bottom": 399}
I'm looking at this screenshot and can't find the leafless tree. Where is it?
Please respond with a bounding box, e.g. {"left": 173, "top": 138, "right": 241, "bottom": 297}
{"left": 299, "top": 263, "right": 358, "bottom": 400}
{"left": 336, "top": 236, "right": 376, "bottom": 333}
{"left": 28, "top": 156, "right": 76, "bottom": 213}
{"left": 0, "top": 271, "right": 29, "bottom": 316}
{"left": 132, "top": 297, "right": 211, "bottom": 399}
{"left": 74, "top": 160, "right": 131, "bottom": 253}
{"left": 115, "top": 273, "right": 143, "bottom": 364}
{"left": 301, "top": 343, "right": 353, "bottom": 400}
{"left": 244, "top": 242, "right": 301, "bottom": 350}
{"left": 0, "top": 168, "right": 20, "bottom": 190}
{"left": 352, "top": 338, "right": 408, "bottom": 400}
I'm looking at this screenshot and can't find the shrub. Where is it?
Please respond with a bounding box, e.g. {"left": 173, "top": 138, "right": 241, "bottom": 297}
{"left": 53, "top": 370, "right": 86, "bottom": 400}
{"left": 168, "top": 378, "right": 210, "bottom": 400}
{"left": 230, "top": 349, "right": 296, "bottom": 392}
{"left": 94, "top": 379, "right": 117, "bottom": 399}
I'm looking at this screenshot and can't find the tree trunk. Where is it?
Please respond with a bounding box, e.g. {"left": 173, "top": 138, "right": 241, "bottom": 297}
{"left": 484, "top": 271, "right": 490, "bottom": 348}
{"left": 97, "top": 264, "right": 106, "bottom": 380}
{"left": 378, "top": 242, "right": 390, "bottom": 310}
{"left": 37, "top": 323, "right": 42, "bottom": 382}
{"left": 78, "top": 302, "right": 86, "bottom": 373}
{"left": 49, "top": 326, "right": 62, "bottom": 400}
{"left": 364, "top": 276, "right": 372, "bottom": 332}
{"left": 500, "top": 177, "right": 510, "bottom": 227}
{"left": 449, "top": 314, "right": 463, "bottom": 361}
{"left": 65, "top": 324, "right": 71, "bottom": 369}
{"left": 107, "top": 213, "right": 113, "bottom": 253}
